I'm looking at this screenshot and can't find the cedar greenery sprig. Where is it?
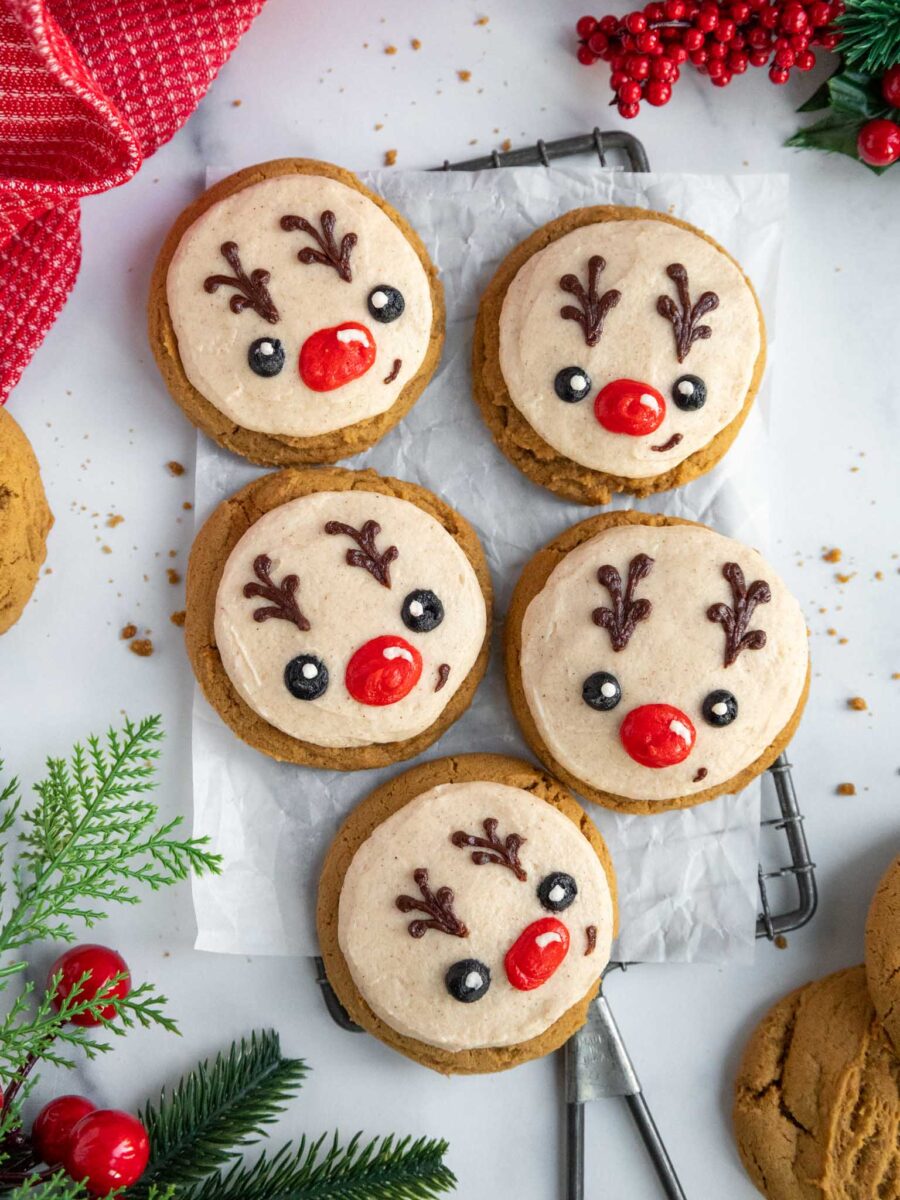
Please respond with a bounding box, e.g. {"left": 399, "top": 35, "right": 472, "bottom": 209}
{"left": 838, "top": 0, "right": 900, "bottom": 75}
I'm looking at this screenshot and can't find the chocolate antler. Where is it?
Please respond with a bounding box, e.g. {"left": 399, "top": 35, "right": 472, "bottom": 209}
{"left": 203, "top": 242, "right": 280, "bottom": 323}
{"left": 242, "top": 554, "right": 310, "bottom": 631}
{"left": 559, "top": 255, "right": 621, "bottom": 347}
{"left": 656, "top": 263, "right": 719, "bottom": 363}
{"left": 279, "top": 210, "right": 357, "bottom": 282}
{"left": 324, "top": 519, "right": 398, "bottom": 588}
{"left": 450, "top": 818, "right": 527, "bottom": 882}
{"left": 396, "top": 869, "right": 468, "bottom": 939}
{"left": 592, "top": 553, "right": 655, "bottom": 651}
{"left": 707, "top": 562, "right": 771, "bottom": 668}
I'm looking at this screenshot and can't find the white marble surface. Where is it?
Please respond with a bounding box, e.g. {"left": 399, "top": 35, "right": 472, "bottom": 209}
{"left": 2, "top": 1, "right": 898, "bottom": 1196}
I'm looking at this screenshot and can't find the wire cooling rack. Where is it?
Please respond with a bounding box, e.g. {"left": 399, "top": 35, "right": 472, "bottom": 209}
{"left": 314, "top": 131, "right": 817, "bottom": 1200}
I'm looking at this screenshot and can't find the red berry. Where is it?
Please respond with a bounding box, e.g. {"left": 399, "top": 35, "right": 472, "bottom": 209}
{"left": 345, "top": 635, "right": 423, "bottom": 706}
{"left": 711, "top": 68, "right": 734, "bottom": 84}
{"left": 636, "top": 29, "right": 660, "bottom": 52}
{"left": 696, "top": 6, "right": 719, "bottom": 29}
{"left": 750, "top": 47, "right": 772, "bottom": 64}
{"left": 619, "top": 704, "right": 696, "bottom": 768}
{"left": 729, "top": 50, "right": 750, "bottom": 71}
{"left": 577, "top": 45, "right": 599, "bottom": 64}
{"left": 684, "top": 27, "right": 705, "bottom": 49}
{"left": 748, "top": 26, "right": 771, "bottom": 47}
{"left": 665, "top": 0, "right": 687, "bottom": 16}
{"left": 729, "top": 32, "right": 746, "bottom": 48}
{"left": 625, "top": 11, "right": 649, "bottom": 32}
{"left": 599, "top": 14, "right": 620, "bottom": 32}
{"left": 33, "top": 1097, "right": 96, "bottom": 1167}
{"left": 857, "top": 118, "right": 900, "bottom": 167}
{"left": 780, "top": 4, "right": 807, "bottom": 32}
{"left": 670, "top": 44, "right": 690, "bottom": 62}
{"left": 730, "top": 1, "right": 751, "bottom": 20}
{"left": 618, "top": 100, "right": 641, "bottom": 118}
{"left": 611, "top": 69, "right": 631, "bottom": 88}
{"left": 505, "top": 918, "right": 570, "bottom": 991}
{"left": 594, "top": 379, "right": 666, "bottom": 435}
{"left": 715, "top": 18, "right": 736, "bottom": 40}
{"left": 587, "top": 30, "right": 609, "bottom": 53}
{"left": 774, "top": 45, "right": 795, "bottom": 67}
{"left": 708, "top": 40, "right": 728, "bottom": 57}
{"left": 619, "top": 79, "right": 643, "bottom": 103}
{"left": 646, "top": 79, "right": 673, "bottom": 104}
{"left": 49, "top": 945, "right": 130, "bottom": 1026}
{"left": 769, "top": 64, "right": 790, "bottom": 82}
{"left": 795, "top": 49, "right": 815, "bottom": 69}
{"left": 690, "top": 47, "right": 709, "bottom": 64}
{"left": 651, "top": 55, "right": 676, "bottom": 80}
{"left": 790, "top": 31, "right": 810, "bottom": 51}
{"left": 65, "top": 1110, "right": 149, "bottom": 1196}
{"left": 760, "top": 6, "right": 780, "bottom": 28}
{"left": 817, "top": 30, "right": 841, "bottom": 49}
{"left": 707, "top": 56, "right": 727, "bottom": 77}
{"left": 576, "top": 15, "right": 598, "bottom": 38}
{"left": 807, "top": 1, "right": 831, "bottom": 25}
{"left": 881, "top": 64, "right": 900, "bottom": 109}
{"left": 628, "top": 53, "right": 652, "bottom": 78}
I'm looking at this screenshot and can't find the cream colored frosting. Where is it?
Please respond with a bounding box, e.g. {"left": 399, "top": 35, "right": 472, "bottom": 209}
{"left": 338, "top": 781, "right": 614, "bottom": 1051}
{"left": 519, "top": 523, "right": 808, "bottom": 802}
{"left": 498, "top": 219, "right": 761, "bottom": 477}
{"left": 167, "top": 175, "right": 434, "bottom": 437}
{"left": 214, "top": 490, "right": 486, "bottom": 748}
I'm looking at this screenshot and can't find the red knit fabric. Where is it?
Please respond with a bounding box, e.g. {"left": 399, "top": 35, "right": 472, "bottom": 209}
{"left": 0, "top": 0, "right": 266, "bottom": 403}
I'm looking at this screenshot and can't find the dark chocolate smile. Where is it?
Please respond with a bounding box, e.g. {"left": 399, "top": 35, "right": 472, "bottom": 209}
{"left": 383, "top": 357, "right": 402, "bottom": 384}
{"left": 651, "top": 433, "right": 684, "bottom": 453}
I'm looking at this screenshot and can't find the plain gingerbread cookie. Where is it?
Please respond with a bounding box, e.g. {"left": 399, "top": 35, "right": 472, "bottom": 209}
{"left": 149, "top": 158, "right": 444, "bottom": 466}
{"left": 473, "top": 205, "right": 765, "bottom": 504}
{"left": 0, "top": 408, "right": 53, "bottom": 634}
{"left": 317, "top": 753, "right": 618, "bottom": 1075}
{"left": 865, "top": 854, "right": 900, "bottom": 1055}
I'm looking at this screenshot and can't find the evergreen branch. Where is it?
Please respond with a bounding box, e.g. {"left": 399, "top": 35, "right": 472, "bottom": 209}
{"left": 132, "top": 1031, "right": 307, "bottom": 1195}
{"left": 9, "top": 1174, "right": 175, "bottom": 1200}
{"left": 839, "top": 0, "right": 900, "bottom": 74}
{"left": 0, "top": 716, "right": 221, "bottom": 964}
{"left": 174, "top": 1133, "right": 456, "bottom": 1200}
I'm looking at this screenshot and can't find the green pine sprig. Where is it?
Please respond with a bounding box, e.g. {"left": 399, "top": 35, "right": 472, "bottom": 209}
{"left": 838, "top": 0, "right": 900, "bottom": 75}
{"left": 132, "top": 1031, "right": 308, "bottom": 1195}
{"left": 174, "top": 1133, "right": 456, "bottom": 1200}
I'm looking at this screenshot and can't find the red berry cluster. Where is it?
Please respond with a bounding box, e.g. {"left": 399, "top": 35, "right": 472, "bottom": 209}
{"left": 575, "top": 0, "right": 842, "bottom": 118}
{"left": 857, "top": 65, "right": 900, "bottom": 168}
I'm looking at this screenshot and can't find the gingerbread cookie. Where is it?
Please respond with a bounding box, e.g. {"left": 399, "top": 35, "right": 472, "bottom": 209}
{"left": 473, "top": 206, "right": 765, "bottom": 504}
{"left": 185, "top": 468, "right": 491, "bottom": 769}
{"left": 317, "top": 754, "right": 617, "bottom": 1074}
{"left": 149, "top": 159, "right": 444, "bottom": 466}
{"left": 865, "top": 855, "right": 900, "bottom": 1056}
{"left": 733, "top": 965, "right": 900, "bottom": 1200}
{"left": 506, "top": 511, "right": 809, "bottom": 814}
{"left": 0, "top": 408, "right": 53, "bottom": 635}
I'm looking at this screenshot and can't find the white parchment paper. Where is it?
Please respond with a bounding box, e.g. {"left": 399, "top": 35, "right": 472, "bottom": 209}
{"left": 191, "top": 165, "right": 789, "bottom": 965}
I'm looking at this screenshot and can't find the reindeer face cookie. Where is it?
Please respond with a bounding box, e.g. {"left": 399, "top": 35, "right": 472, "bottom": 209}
{"left": 318, "top": 756, "right": 617, "bottom": 1073}
{"left": 474, "top": 207, "right": 764, "bottom": 504}
{"left": 507, "top": 513, "right": 808, "bottom": 813}
{"left": 185, "top": 468, "right": 491, "bottom": 769}
{"left": 150, "top": 160, "right": 443, "bottom": 466}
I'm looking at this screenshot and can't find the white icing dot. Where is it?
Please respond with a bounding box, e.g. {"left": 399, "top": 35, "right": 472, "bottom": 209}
{"left": 677, "top": 379, "right": 695, "bottom": 396}
{"left": 535, "top": 931, "right": 563, "bottom": 949}
{"left": 639, "top": 393, "right": 660, "bottom": 412}
{"left": 464, "top": 971, "right": 483, "bottom": 991}
{"left": 258, "top": 341, "right": 275, "bottom": 356}
{"left": 600, "top": 682, "right": 617, "bottom": 698}
{"left": 569, "top": 374, "right": 587, "bottom": 392}
{"left": 711, "top": 701, "right": 729, "bottom": 717}
{"left": 548, "top": 883, "right": 566, "bottom": 903}
{"left": 301, "top": 662, "right": 318, "bottom": 680}
{"left": 409, "top": 600, "right": 425, "bottom": 618}
{"left": 336, "top": 328, "right": 371, "bottom": 347}
{"left": 383, "top": 646, "right": 414, "bottom": 663}
{"left": 669, "top": 719, "right": 693, "bottom": 743}
{"left": 370, "top": 290, "right": 389, "bottom": 309}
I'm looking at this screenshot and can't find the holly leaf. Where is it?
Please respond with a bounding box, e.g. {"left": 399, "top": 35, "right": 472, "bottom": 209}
{"left": 797, "top": 74, "right": 837, "bottom": 112}
{"left": 827, "top": 69, "right": 886, "bottom": 117}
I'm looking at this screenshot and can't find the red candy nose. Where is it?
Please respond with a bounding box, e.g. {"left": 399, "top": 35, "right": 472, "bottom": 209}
{"left": 505, "top": 917, "right": 570, "bottom": 991}
{"left": 345, "top": 635, "right": 423, "bottom": 706}
{"left": 595, "top": 378, "right": 666, "bottom": 436}
{"left": 619, "top": 703, "right": 696, "bottom": 768}
{"left": 299, "top": 321, "right": 376, "bottom": 392}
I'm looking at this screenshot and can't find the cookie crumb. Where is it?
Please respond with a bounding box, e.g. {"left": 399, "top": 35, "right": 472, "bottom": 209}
{"left": 182, "top": 501, "right": 193, "bottom": 511}
{"left": 101, "top": 544, "right": 112, "bottom": 554}
{"left": 875, "top": 570, "right": 884, "bottom": 580}
{"left": 835, "top": 572, "right": 855, "bottom": 583}
{"left": 500, "top": 138, "right": 512, "bottom": 151}
{"left": 385, "top": 43, "right": 397, "bottom": 54}
{"left": 410, "top": 37, "right": 421, "bottom": 49}
{"left": 129, "top": 638, "right": 153, "bottom": 658}
{"left": 170, "top": 610, "right": 186, "bottom": 627}
{"left": 106, "top": 514, "right": 124, "bottom": 528}
{"left": 231, "top": 99, "right": 242, "bottom": 107}
{"left": 167, "top": 461, "right": 185, "bottom": 477}
{"left": 457, "top": 69, "right": 471, "bottom": 81}
{"left": 848, "top": 696, "right": 868, "bottom": 711}
{"left": 166, "top": 568, "right": 182, "bottom": 585}
{"left": 822, "top": 547, "right": 841, "bottom": 563}
{"left": 384, "top": 149, "right": 397, "bottom": 166}
{"left": 774, "top": 935, "right": 788, "bottom": 950}
{"left": 826, "top": 627, "right": 837, "bottom": 636}
{"left": 838, "top": 637, "right": 848, "bottom": 645}
{"left": 475, "top": 15, "right": 489, "bottom": 24}
{"left": 836, "top": 782, "right": 856, "bottom": 796}
{"left": 374, "top": 122, "right": 384, "bottom": 130}
{"left": 120, "top": 623, "right": 137, "bottom": 640}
